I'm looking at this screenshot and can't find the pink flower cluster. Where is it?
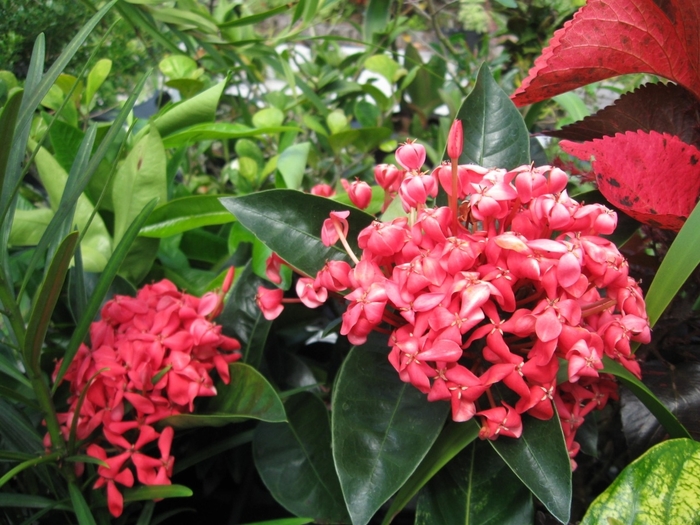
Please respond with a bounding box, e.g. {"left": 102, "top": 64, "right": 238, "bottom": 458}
{"left": 52, "top": 273, "right": 241, "bottom": 516}
{"left": 257, "top": 131, "right": 650, "bottom": 467}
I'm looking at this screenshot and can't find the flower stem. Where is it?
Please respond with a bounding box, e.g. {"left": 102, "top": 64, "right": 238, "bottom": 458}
{"left": 333, "top": 221, "right": 360, "bottom": 265}
{"left": 450, "top": 158, "right": 459, "bottom": 232}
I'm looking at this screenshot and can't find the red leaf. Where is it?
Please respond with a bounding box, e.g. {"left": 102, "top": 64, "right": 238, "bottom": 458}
{"left": 512, "top": 0, "right": 700, "bottom": 107}
{"left": 543, "top": 83, "right": 700, "bottom": 148}
{"left": 561, "top": 131, "right": 700, "bottom": 231}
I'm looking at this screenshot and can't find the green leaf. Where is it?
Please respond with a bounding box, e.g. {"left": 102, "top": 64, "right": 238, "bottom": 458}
{"left": 488, "top": 413, "right": 572, "bottom": 524}
{"left": 48, "top": 119, "right": 85, "bottom": 174}
{"left": 0, "top": 88, "right": 23, "bottom": 191}
{"left": 381, "top": 420, "right": 480, "bottom": 524}
{"left": 415, "top": 440, "right": 534, "bottom": 525}
{"left": 364, "top": 0, "right": 391, "bottom": 42}
{"left": 113, "top": 127, "right": 166, "bottom": 245}
{"left": 252, "top": 107, "right": 285, "bottom": 129}
{"left": 163, "top": 363, "right": 285, "bottom": 428}
{"left": 84, "top": 58, "right": 112, "bottom": 110}
{"left": 161, "top": 122, "right": 296, "bottom": 148}
{"left": 645, "top": 200, "right": 700, "bottom": 327}
{"left": 69, "top": 482, "right": 97, "bottom": 525}
{"left": 277, "top": 142, "right": 310, "bottom": 190}
{"left": 123, "top": 484, "right": 193, "bottom": 502}
{"left": 328, "top": 127, "right": 392, "bottom": 153}
{"left": 24, "top": 232, "right": 78, "bottom": 372}
{"left": 581, "top": 439, "right": 700, "bottom": 525}
{"left": 553, "top": 92, "right": 590, "bottom": 123}
{"left": 254, "top": 392, "right": 350, "bottom": 522}
{"left": 9, "top": 209, "right": 54, "bottom": 246}
{"left": 139, "top": 195, "right": 234, "bottom": 237}
{"left": 0, "top": 493, "right": 70, "bottom": 510}
{"left": 53, "top": 200, "right": 158, "bottom": 389}
{"left": 404, "top": 45, "right": 446, "bottom": 116}
{"left": 220, "top": 190, "right": 374, "bottom": 276}
{"left": 332, "top": 335, "right": 449, "bottom": 525}
{"left": 159, "top": 55, "right": 198, "bottom": 79}
{"left": 455, "top": 63, "right": 530, "bottom": 169}
{"left": 152, "top": 78, "right": 227, "bottom": 138}
{"left": 364, "top": 55, "right": 401, "bottom": 84}
{"left": 240, "top": 519, "right": 313, "bottom": 525}
{"left": 217, "top": 262, "right": 272, "bottom": 370}
{"left": 602, "top": 356, "right": 691, "bottom": 440}
{"left": 219, "top": 3, "right": 296, "bottom": 28}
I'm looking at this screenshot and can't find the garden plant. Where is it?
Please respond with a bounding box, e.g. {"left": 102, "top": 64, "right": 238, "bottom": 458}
{"left": 0, "top": 0, "right": 699, "bottom": 524}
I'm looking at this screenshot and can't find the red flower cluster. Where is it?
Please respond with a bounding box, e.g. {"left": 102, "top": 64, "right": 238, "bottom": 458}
{"left": 257, "top": 130, "right": 650, "bottom": 467}
{"left": 52, "top": 273, "right": 241, "bottom": 516}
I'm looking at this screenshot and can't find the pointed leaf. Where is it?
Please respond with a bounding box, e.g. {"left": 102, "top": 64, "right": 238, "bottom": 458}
{"left": 218, "top": 3, "right": 296, "bottom": 28}
{"left": 139, "top": 194, "right": 234, "bottom": 237}
{"left": 277, "top": 142, "right": 310, "bottom": 190}
{"left": 545, "top": 83, "right": 700, "bottom": 147}
{"left": 561, "top": 131, "right": 700, "bottom": 231}
{"left": 332, "top": 335, "right": 449, "bottom": 525}
{"left": 415, "top": 440, "right": 534, "bottom": 525}
{"left": 0, "top": 493, "right": 71, "bottom": 510}
{"left": 162, "top": 122, "right": 298, "bottom": 148}
{"left": 512, "top": 0, "right": 700, "bottom": 106}
{"left": 84, "top": 58, "right": 112, "bottom": 110}
{"left": 488, "top": 413, "right": 572, "bottom": 524}
{"left": 0, "top": 89, "right": 23, "bottom": 191}
{"left": 364, "top": 0, "right": 392, "bottom": 41}
{"left": 163, "top": 363, "right": 285, "bottom": 428}
{"left": 456, "top": 63, "right": 530, "bottom": 169}
{"left": 152, "top": 79, "right": 227, "bottom": 138}
{"left": 69, "top": 482, "right": 96, "bottom": 525}
{"left": 254, "top": 393, "right": 350, "bottom": 523}
{"left": 220, "top": 190, "right": 374, "bottom": 276}
{"left": 123, "top": 484, "right": 193, "bottom": 502}
{"left": 382, "top": 420, "right": 480, "bottom": 524}
{"left": 581, "top": 438, "right": 700, "bottom": 525}
{"left": 602, "top": 355, "right": 691, "bottom": 440}
{"left": 217, "top": 262, "right": 271, "bottom": 370}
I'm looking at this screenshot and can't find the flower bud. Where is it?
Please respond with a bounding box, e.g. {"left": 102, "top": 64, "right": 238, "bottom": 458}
{"left": 395, "top": 140, "right": 426, "bottom": 171}
{"left": 447, "top": 120, "right": 463, "bottom": 159}
{"left": 342, "top": 179, "right": 372, "bottom": 210}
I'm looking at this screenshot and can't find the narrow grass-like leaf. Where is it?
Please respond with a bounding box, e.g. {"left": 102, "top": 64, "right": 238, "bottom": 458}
{"left": 219, "top": 4, "right": 297, "bottom": 28}
{"left": 68, "top": 482, "right": 97, "bottom": 525}
{"left": 364, "top": 0, "right": 391, "bottom": 42}
{"left": 53, "top": 199, "right": 158, "bottom": 389}
{"left": 0, "top": 452, "right": 60, "bottom": 490}
{"left": 161, "top": 123, "right": 297, "bottom": 148}
{"left": 602, "top": 356, "right": 691, "bottom": 439}
{"left": 174, "top": 430, "right": 253, "bottom": 474}
{"left": 240, "top": 519, "right": 313, "bottom": 525}
{"left": 488, "top": 413, "right": 572, "bottom": 524}
{"left": 23, "top": 232, "right": 78, "bottom": 372}
{"left": 645, "top": 201, "right": 700, "bottom": 327}
{"left": 0, "top": 493, "right": 71, "bottom": 510}
{"left": 0, "top": 89, "right": 23, "bottom": 193}
{"left": 139, "top": 194, "right": 235, "bottom": 237}
{"left": 381, "top": 420, "right": 480, "bottom": 524}
{"left": 123, "top": 485, "right": 193, "bottom": 502}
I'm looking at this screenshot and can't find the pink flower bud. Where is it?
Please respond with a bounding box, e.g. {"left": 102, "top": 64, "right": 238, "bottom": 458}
{"left": 395, "top": 140, "right": 426, "bottom": 171}
{"left": 256, "top": 286, "right": 284, "bottom": 320}
{"left": 374, "top": 163, "right": 404, "bottom": 193}
{"left": 311, "top": 183, "right": 335, "bottom": 197}
{"left": 321, "top": 210, "right": 350, "bottom": 247}
{"left": 341, "top": 179, "right": 372, "bottom": 210}
{"left": 447, "top": 120, "right": 463, "bottom": 159}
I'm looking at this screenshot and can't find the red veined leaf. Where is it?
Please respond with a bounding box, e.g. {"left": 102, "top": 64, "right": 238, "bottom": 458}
{"left": 560, "top": 130, "right": 700, "bottom": 231}
{"left": 544, "top": 83, "right": 700, "bottom": 148}
{"left": 512, "top": 0, "right": 700, "bottom": 106}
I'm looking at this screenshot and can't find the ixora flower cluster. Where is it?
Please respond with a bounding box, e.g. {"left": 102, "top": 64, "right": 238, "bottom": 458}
{"left": 257, "top": 122, "right": 651, "bottom": 468}
{"left": 51, "top": 271, "right": 241, "bottom": 517}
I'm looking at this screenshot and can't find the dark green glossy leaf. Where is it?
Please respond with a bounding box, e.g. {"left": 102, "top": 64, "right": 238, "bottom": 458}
{"left": 381, "top": 420, "right": 480, "bottom": 524}
{"left": 254, "top": 392, "right": 349, "bottom": 523}
{"left": 139, "top": 194, "right": 235, "bottom": 237}
{"left": 218, "top": 262, "right": 271, "bottom": 370}
{"left": 220, "top": 189, "right": 374, "bottom": 276}
{"left": 332, "top": 335, "right": 449, "bottom": 525}
{"left": 415, "top": 440, "right": 534, "bottom": 525}
{"left": 123, "top": 484, "right": 193, "bottom": 502}
{"left": 456, "top": 63, "right": 530, "bottom": 169}
{"left": 69, "top": 482, "right": 96, "bottom": 525}
{"left": 488, "top": 413, "right": 572, "bottom": 524}
{"left": 23, "top": 231, "right": 78, "bottom": 371}
{"left": 161, "top": 122, "right": 297, "bottom": 148}
{"left": 54, "top": 200, "right": 159, "bottom": 389}
{"left": 582, "top": 439, "right": 700, "bottom": 525}
{"left": 163, "top": 362, "right": 285, "bottom": 428}
{"left": 602, "top": 355, "right": 691, "bottom": 440}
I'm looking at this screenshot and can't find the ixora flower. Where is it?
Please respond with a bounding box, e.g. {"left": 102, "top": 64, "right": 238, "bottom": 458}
{"left": 49, "top": 270, "right": 241, "bottom": 517}
{"left": 258, "top": 124, "right": 651, "bottom": 469}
